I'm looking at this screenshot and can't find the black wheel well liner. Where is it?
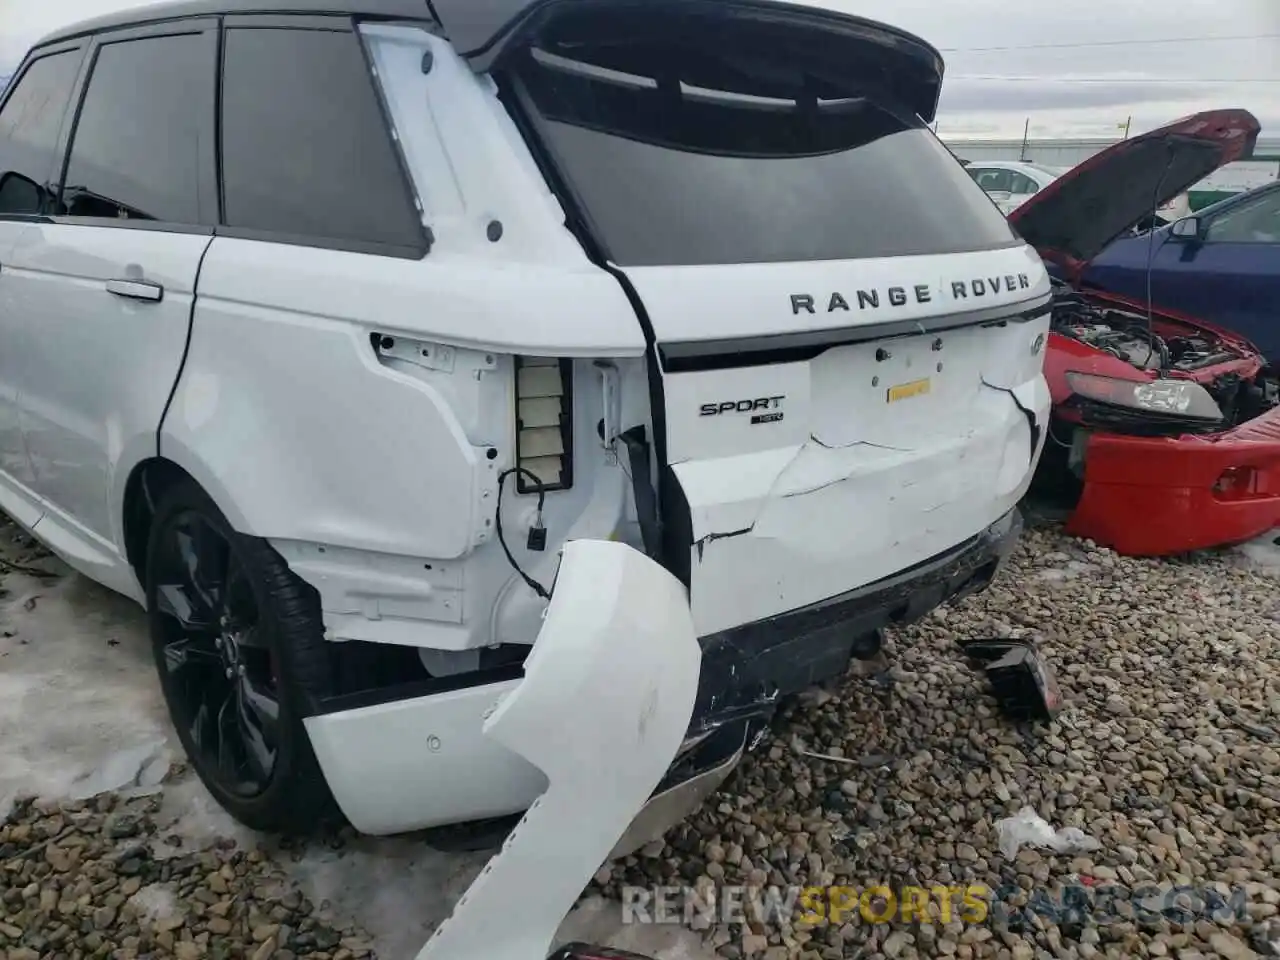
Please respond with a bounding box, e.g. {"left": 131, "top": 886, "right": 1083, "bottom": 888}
{"left": 121, "top": 457, "right": 201, "bottom": 586}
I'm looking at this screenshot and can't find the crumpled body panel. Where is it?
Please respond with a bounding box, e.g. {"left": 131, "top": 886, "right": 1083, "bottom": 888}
{"left": 677, "top": 373, "right": 1049, "bottom": 637}
{"left": 418, "top": 539, "right": 700, "bottom": 960}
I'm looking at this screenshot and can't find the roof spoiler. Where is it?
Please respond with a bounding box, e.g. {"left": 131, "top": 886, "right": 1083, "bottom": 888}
{"left": 431, "top": 0, "right": 946, "bottom": 122}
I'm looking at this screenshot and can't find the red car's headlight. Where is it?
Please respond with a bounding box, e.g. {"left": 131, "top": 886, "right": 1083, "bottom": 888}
{"left": 1065, "top": 371, "right": 1224, "bottom": 422}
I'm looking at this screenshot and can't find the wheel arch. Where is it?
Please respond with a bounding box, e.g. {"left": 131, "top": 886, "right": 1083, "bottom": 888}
{"left": 120, "top": 445, "right": 252, "bottom": 588}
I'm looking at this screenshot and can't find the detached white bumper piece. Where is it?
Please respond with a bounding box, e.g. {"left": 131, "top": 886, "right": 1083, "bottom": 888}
{"left": 416, "top": 538, "right": 701, "bottom": 960}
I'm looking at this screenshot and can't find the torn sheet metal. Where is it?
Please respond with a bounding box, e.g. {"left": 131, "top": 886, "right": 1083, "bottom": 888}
{"left": 417, "top": 539, "right": 700, "bottom": 960}
{"left": 676, "top": 396, "right": 1032, "bottom": 637}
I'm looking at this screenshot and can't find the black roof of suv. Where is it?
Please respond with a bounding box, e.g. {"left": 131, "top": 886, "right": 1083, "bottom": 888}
{"left": 35, "top": 0, "right": 946, "bottom": 94}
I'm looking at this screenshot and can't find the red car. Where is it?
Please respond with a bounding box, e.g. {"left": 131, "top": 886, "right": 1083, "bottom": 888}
{"left": 1012, "top": 109, "right": 1280, "bottom": 556}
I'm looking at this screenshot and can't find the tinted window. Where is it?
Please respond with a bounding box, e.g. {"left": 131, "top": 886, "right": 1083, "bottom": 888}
{"left": 220, "top": 27, "right": 425, "bottom": 253}
{"left": 62, "top": 33, "right": 216, "bottom": 224}
{"left": 515, "top": 50, "right": 1016, "bottom": 266}
{"left": 1008, "top": 172, "right": 1039, "bottom": 195}
{"left": 971, "top": 168, "right": 1013, "bottom": 193}
{"left": 0, "top": 51, "right": 82, "bottom": 215}
{"left": 1206, "top": 189, "right": 1280, "bottom": 244}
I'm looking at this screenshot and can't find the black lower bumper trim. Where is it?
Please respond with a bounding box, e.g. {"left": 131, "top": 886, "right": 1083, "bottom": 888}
{"left": 689, "top": 507, "right": 1023, "bottom": 733}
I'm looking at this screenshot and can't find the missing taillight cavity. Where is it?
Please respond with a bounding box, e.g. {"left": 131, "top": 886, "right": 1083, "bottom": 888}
{"left": 514, "top": 356, "right": 574, "bottom": 493}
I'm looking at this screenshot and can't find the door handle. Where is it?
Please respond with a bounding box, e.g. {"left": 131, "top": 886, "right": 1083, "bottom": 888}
{"left": 106, "top": 278, "right": 164, "bottom": 302}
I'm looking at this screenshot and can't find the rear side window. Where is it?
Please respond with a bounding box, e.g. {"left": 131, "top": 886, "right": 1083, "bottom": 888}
{"left": 61, "top": 32, "right": 217, "bottom": 224}
{"left": 1206, "top": 189, "right": 1280, "bottom": 244}
{"left": 0, "top": 51, "right": 83, "bottom": 216}
{"left": 220, "top": 27, "right": 426, "bottom": 255}
{"left": 513, "top": 50, "right": 1017, "bottom": 267}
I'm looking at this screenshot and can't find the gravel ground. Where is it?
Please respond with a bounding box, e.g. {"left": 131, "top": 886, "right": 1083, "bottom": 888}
{"left": 0, "top": 791, "right": 377, "bottom": 960}
{"left": 599, "top": 520, "right": 1280, "bottom": 960}
{"left": 3, "top": 516, "right": 1280, "bottom": 960}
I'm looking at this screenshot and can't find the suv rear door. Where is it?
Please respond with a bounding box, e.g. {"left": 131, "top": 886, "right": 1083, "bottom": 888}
{"left": 4, "top": 21, "right": 217, "bottom": 555}
{"left": 0, "top": 43, "right": 86, "bottom": 527}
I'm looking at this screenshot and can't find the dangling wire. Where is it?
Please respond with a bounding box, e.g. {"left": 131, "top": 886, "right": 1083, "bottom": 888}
{"left": 495, "top": 466, "right": 551, "bottom": 601}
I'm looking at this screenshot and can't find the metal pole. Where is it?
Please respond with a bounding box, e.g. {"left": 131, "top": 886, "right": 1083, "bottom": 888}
{"left": 1019, "top": 117, "right": 1030, "bottom": 161}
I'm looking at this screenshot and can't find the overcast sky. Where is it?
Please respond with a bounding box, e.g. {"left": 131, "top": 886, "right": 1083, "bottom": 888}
{"left": 1, "top": 0, "right": 1277, "bottom": 139}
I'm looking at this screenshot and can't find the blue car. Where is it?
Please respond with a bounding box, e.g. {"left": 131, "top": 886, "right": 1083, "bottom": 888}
{"left": 1081, "top": 181, "right": 1280, "bottom": 365}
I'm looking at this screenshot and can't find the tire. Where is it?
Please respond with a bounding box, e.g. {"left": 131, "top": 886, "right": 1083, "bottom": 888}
{"left": 145, "top": 478, "right": 338, "bottom": 833}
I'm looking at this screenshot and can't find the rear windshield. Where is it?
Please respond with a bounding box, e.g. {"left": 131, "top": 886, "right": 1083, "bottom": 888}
{"left": 512, "top": 49, "right": 1018, "bottom": 267}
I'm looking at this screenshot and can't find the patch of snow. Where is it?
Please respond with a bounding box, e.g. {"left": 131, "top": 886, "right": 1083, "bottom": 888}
{"left": 556, "top": 896, "right": 714, "bottom": 960}
{"left": 129, "top": 884, "right": 182, "bottom": 924}
{"left": 286, "top": 836, "right": 716, "bottom": 960}
{"left": 68, "top": 738, "right": 171, "bottom": 800}
{"left": 0, "top": 569, "right": 174, "bottom": 804}
{"left": 151, "top": 776, "right": 261, "bottom": 856}
{"left": 286, "top": 834, "right": 488, "bottom": 958}
{"left": 1234, "top": 528, "right": 1280, "bottom": 575}
{"left": 1036, "top": 568, "right": 1074, "bottom": 583}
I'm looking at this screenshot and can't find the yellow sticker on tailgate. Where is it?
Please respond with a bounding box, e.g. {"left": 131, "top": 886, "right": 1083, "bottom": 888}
{"left": 887, "top": 378, "right": 931, "bottom": 403}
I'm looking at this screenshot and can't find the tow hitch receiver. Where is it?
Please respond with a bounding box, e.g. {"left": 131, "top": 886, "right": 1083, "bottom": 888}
{"left": 961, "top": 638, "right": 1063, "bottom": 722}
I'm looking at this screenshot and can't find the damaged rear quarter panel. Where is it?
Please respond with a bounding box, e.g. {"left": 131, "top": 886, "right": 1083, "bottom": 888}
{"left": 417, "top": 538, "right": 700, "bottom": 960}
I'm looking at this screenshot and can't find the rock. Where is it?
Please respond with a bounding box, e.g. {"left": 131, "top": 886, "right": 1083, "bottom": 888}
{"left": 1208, "top": 932, "right": 1254, "bottom": 960}
{"left": 883, "top": 931, "right": 910, "bottom": 957}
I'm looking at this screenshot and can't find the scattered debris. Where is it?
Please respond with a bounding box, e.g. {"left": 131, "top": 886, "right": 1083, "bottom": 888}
{"left": 960, "top": 637, "right": 1063, "bottom": 722}
{"left": 995, "top": 806, "right": 1102, "bottom": 859}
{"left": 789, "top": 735, "right": 893, "bottom": 769}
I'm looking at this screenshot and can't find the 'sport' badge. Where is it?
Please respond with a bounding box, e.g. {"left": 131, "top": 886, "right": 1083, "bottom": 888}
{"left": 887, "top": 378, "right": 931, "bottom": 403}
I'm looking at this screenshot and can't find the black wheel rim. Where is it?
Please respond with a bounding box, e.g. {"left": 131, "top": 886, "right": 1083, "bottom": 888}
{"left": 153, "top": 511, "right": 280, "bottom": 798}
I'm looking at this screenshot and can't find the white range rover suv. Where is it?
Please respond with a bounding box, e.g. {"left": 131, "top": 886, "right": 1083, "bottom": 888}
{"left": 0, "top": 0, "right": 1051, "bottom": 848}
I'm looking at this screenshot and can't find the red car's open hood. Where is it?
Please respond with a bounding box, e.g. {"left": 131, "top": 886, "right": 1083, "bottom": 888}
{"left": 1008, "top": 109, "right": 1260, "bottom": 279}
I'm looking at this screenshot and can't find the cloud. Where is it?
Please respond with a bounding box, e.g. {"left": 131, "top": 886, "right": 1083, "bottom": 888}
{"left": 942, "top": 80, "right": 1209, "bottom": 114}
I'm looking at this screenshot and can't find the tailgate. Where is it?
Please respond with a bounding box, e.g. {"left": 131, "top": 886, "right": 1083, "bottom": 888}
{"left": 627, "top": 252, "right": 1051, "bottom": 636}
{"left": 502, "top": 0, "right": 1052, "bottom": 633}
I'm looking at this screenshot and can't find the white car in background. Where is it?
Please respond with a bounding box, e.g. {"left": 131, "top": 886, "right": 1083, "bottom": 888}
{"left": 967, "top": 157, "right": 1191, "bottom": 222}
{"left": 966, "top": 160, "right": 1067, "bottom": 214}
